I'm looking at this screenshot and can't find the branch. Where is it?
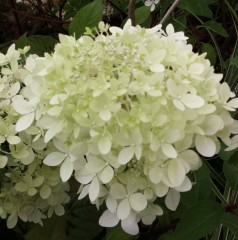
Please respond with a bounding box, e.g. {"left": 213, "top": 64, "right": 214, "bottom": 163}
{"left": 159, "top": 0, "right": 181, "bottom": 25}
{"left": 128, "top": 0, "right": 136, "bottom": 26}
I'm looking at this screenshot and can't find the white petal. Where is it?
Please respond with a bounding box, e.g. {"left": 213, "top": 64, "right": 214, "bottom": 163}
{"left": 0, "top": 155, "right": 8, "bottom": 168}
{"left": 98, "top": 136, "right": 111, "bottom": 155}
{"left": 161, "top": 143, "right": 177, "bottom": 158}
{"left": 150, "top": 63, "right": 165, "bottom": 73}
{"left": 154, "top": 182, "right": 169, "bottom": 197}
{"left": 60, "top": 158, "right": 74, "bottom": 182}
{"left": 179, "top": 150, "right": 201, "bottom": 171}
{"left": 181, "top": 94, "right": 205, "bottom": 109}
{"left": 12, "top": 99, "right": 34, "bottom": 114}
{"left": 16, "top": 112, "right": 35, "bottom": 132}
{"left": 165, "top": 189, "right": 180, "bottom": 211}
{"left": 78, "top": 185, "right": 89, "bottom": 200}
{"left": 167, "top": 159, "right": 186, "bottom": 187}
{"left": 106, "top": 195, "right": 117, "bottom": 213}
{"left": 43, "top": 152, "right": 66, "bottom": 166}
{"left": 99, "top": 109, "right": 111, "bottom": 121}
{"left": 89, "top": 177, "right": 100, "bottom": 202}
{"left": 173, "top": 99, "right": 185, "bottom": 111}
{"left": 86, "top": 157, "right": 105, "bottom": 173}
{"left": 118, "top": 146, "right": 134, "bottom": 165}
{"left": 195, "top": 135, "right": 216, "bottom": 157}
{"left": 99, "top": 210, "right": 119, "bottom": 227}
{"left": 219, "top": 82, "right": 230, "bottom": 103}
{"left": 40, "top": 184, "right": 51, "bottom": 199}
{"left": 174, "top": 176, "right": 192, "bottom": 192}
{"left": 7, "top": 135, "right": 21, "bottom": 144}
{"left": 7, "top": 212, "right": 18, "bottom": 229}
{"left": 117, "top": 198, "right": 130, "bottom": 220}
{"left": 227, "top": 98, "right": 238, "bottom": 108}
{"left": 44, "top": 121, "right": 63, "bottom": 143}
{"left": 129, "top": 193, "right": 147, "bottom": 211}
{"left": 188, "top": 63, "right": 205, "bottom": 75}
{"left": 121, "top": 219, "right": 139, "bottom": 235}
{"left": 110, "top": 183, "right": 127, "bottom": 199}
{"left": 99, "top": 165, "right": 114, "bottom": 184}
{"left": 149, "top": 167, "right": 162, "bottom": 184}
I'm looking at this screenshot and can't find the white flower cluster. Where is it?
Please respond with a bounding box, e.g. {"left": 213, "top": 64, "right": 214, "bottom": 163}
{"left": 0, "top": 45, "right": 70, "bottom": 228}
{"left": 1, "top": 20, "right": 238, "bottom": 234}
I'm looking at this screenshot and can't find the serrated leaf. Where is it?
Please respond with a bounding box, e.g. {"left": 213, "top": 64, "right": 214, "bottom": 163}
{"left": 66, "top": 197, "right": 104, "bottom": 240}
{"left": 69, "top": 0, "right": 103, "bottom": 39}
{"left": 202, "top": 20, "right": 228, "bottom": 37}
{"left": 174, "top": 200, "right": 224, "bottom": 240}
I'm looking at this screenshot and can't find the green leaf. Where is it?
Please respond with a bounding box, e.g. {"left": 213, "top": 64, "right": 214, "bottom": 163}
{"left": 69, "top": 0, "right": 103, "bottom": 39}
{"left": 106, "top": 225, "right": 138, "bottom": 240}
{"left": 25, "top": 215, "right": 66, "bottom": 240}
{"left": 223, "top": 162, "right": 238, "bottom": 191}
{"left": 135, "top": 6, "right": 150, "bottom": 25}
{"left": 159, "top": 231, "right": 175, "bottom": 240}
{"left": 230, "top": 56, "right": 238, "bottom": 68}
{"left": 16, "top": 35, "right": 57, "bottom": 55}
{"left": 202, "top": 20, "right": 228, "bottom": 37}
{"left": 66, "top": 197, "right": 104, "bottom": 240}
{"left": 174, "top": 200, "right": 225, "bottom": 240}
{"left": 178, "top": 0, "right": 214, "bottom": 18}
{"left": 180, "top": 164, "right": 211, "bottom": 207}
{"left": 171, "top": 15, "right": 187, "bottom": 32}
{"left": 222, "top": 212, "right": 238, "bottom": 238}
{"left": 202, "top": 43, "right": 217, "bottom": 65}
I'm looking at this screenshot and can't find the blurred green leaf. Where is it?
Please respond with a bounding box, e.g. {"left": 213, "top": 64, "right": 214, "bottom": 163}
{"left": 202, "top": 20, "right": 228, "bottom": 37}
{"left": 174, "top": 200, "right": 225, "bottom": 240}
{"left": 135, "top": 6, "right": 150, "bottom": 25}
{"left": 178, "top": 0, "right": 214, "bottom": 18}
{"left": 230, "top": 56, "right": 238, "bottom": 68}
{"left": 222, "top": 212, "right": 238, "bottom": 238}
{"left": 66, "top": 197, "right": 104, "bottom": 240}
{"left": 25, "top": 215, "right": 66, "bottom": 240}
{"left": 16, "top": 34, "right": 57, "bottom": 55}
{"left": 69, "top": 0, "right": 103, "bottom": 39}
{"left": 202, "top": 43, "right": 217, "bottom": 65}
{"left": 106, "top": 225, "right": 138, "bottom": 240}
{"left": 171, "top": 15, "right": 187, "bottom": 32}
{"left": 180, "top": 164, "right": 211, "bottom": 207}
{"left": 223, "top": 162, "right": 238, "bottom": 191}
{"left": 159, "top": 231, "right": 175, "bottom": 240}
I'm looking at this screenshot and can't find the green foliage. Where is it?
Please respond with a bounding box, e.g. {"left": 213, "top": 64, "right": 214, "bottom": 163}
{"left": 223, "top": 162, "right": 238, "bottom": 191}
{"left": 178, "top": 0, "right": 214, "bottom": 18}
{"left": 66, "top": 197, "right": 104, "bottom": 240}
{"left": 106, "top": 225, "right": 138, "bottom": 240}
{"left": 16, "top": 35, "right": 57, "bottom": 55}
{"left": 25, "top": 216, "right": 66, "bottom": 240}
{"left": 222, "top": 212, "right": 238, "bottom": 238}
{"left": 69, "top": 0, "right": 103, "bottom": 38}
{"left": 174, "top": 201, "right": 225, "bottom": 240}
{"left": 201, "top": 20, "right": 229, "bottom": 37}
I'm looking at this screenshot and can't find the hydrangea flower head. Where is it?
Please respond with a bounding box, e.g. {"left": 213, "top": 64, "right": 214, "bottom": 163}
{"left": 5, "top": 20, "right": 238, "bottom": 234}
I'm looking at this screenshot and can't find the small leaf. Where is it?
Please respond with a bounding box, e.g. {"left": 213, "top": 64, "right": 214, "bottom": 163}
{"left": 69, "top": 0, "right": 103, "bottom": 38}
{"left": 135, "top": 6, "right": 150, "bottom": 25}
{"left": 202, "top": 43, "right": 217, "bottom": 65}
{"left": 202, "top": 20, "right": 228, "bottom": 37}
